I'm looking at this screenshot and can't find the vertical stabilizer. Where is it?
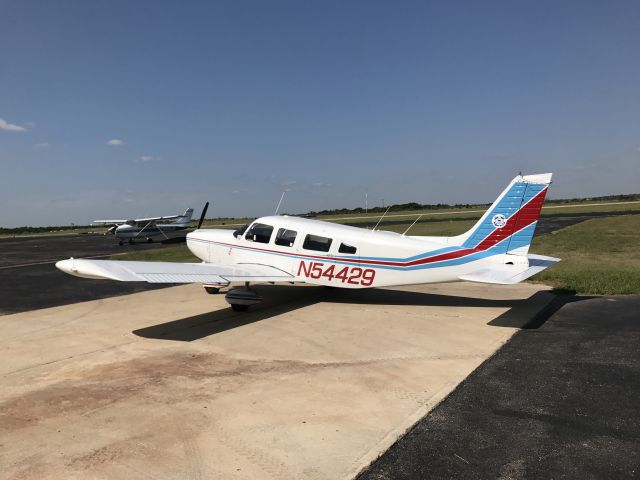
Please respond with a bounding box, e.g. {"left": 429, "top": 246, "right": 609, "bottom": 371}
{"left": 452, "top": 173, "right": 552, "bottom": 256}
{"left": 174, "top": 208, "right": 194, "bottom": 226}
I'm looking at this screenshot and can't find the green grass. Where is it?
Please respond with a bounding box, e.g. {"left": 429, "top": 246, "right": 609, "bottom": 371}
{"left": 530, "top": 215, "right": 640, "bottom": 294}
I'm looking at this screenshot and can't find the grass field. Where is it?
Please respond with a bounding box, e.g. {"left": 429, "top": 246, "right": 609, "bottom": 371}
{"left": 529, "top": 215, "right": 640, "bottom": 294}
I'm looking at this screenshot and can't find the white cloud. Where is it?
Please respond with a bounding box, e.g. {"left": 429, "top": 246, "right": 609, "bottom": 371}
{"left": 106, "top": 138, "right": 124, "bottom": 146}
{"left": 24, "top": 121, "right": 36, "bottom": 128}
{"left": 135, "top": 154, "right": 161, "bottom": 163}
{"left": 34, "top": 142, "right": 49, "bottom": 149}
{"left": 0, "top": 117, "right": 28, "bottom": 133}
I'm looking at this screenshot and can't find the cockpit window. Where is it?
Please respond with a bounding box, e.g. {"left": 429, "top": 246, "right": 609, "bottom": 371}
{"left": 338, "top": 243, "right": 357, "bottom": 254}
{"left": 245, "top": 223, "right": 274, "bottom": 243}
{"left": 303, "top": 234, "right": 332, "bottom": 252}
{"left": 275, "top": 228, "right": 297, "bottom": 247}
{"left": 233, "top": 223, "right": 249, "bottom": 239}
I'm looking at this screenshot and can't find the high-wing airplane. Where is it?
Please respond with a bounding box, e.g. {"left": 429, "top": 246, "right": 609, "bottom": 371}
{"left": 58, "top": 174, "right": 559, "bottom": 311}
{"left": 93, "top": 207, "right": 197, "bottom": 245}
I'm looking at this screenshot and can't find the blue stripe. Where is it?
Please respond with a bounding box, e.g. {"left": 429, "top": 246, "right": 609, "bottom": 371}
{"left": 462, "top": 181, "right": 526, "bottom": 248}
{"left": 506, "top": 222, "right": 537, "bottom": 251}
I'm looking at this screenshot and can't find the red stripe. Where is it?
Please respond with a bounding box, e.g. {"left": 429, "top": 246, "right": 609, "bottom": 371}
{"left": 474, "top": 187, "right": 547, "bottom": 251}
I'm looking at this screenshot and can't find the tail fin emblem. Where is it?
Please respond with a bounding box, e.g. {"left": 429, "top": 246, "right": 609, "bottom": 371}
{"left": 492, "top": 214, "right": 507, "bottom": 228}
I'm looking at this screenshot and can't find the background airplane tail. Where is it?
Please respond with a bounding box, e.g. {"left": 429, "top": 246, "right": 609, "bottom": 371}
{"left": 174, "top": 208, "right": 194, "bottom": 225}
{"left": 452, "top": 173, "right": 552, "bottom": 256}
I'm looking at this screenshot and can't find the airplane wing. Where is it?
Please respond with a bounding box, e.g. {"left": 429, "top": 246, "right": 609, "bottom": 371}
{"left": 134, "top": 215, "right": 181, "bottom": 223}
{"left": 56, "top": 258, "right": 294, "bottom": 285}
{"left": 93, "top": 219, "right": 128, "bottom": 225}
{"left": 93, "top": 215, "right": 182, "bottom": 225}
{"left": 458, "top": 254, "right": 560, "bottom": 285}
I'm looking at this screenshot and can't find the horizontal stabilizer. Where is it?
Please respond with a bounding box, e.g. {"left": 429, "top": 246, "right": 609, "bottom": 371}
{"left": 56, "top": 258, "right": 294, "bottom": 284}
{"left": 458, "top": 254, "right": 560, "bottom": 285}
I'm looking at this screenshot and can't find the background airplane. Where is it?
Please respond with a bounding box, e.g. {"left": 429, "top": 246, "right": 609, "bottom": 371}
{"left": 93, "top": 204, "right": 207, "bottom": 245}
{"left": 58, "top": 175, "right": 558, "bottom": 311}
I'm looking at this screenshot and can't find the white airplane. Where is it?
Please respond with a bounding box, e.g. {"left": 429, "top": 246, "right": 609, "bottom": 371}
{"left": 93, "top": 206, "right": 199, "bottom": 245}
{"left": 58, "top": 174, "right": 559, "bottom": 311}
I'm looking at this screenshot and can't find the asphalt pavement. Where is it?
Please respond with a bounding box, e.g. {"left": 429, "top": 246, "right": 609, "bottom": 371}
{"left": 357, "top": 294, "right": 640, "bottom": 479}
{"left": 0, "top": 233, "right": 183, "bottom": 315}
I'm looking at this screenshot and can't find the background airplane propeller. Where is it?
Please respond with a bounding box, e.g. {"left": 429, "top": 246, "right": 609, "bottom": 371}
{"left": 197, "top": 202, "right": 209, "bottom": 230}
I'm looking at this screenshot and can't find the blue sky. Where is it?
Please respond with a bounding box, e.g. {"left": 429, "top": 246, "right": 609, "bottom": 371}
{"left": 1, "top": 0, "right": 639, "bottom": 227}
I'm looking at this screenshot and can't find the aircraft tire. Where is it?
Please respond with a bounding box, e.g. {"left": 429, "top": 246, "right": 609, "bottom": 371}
{"left": 204, "top": 286, "right": 220, "bottom": 294}
{"left": 147, "top": 238, "right": 153, "bottom": 243}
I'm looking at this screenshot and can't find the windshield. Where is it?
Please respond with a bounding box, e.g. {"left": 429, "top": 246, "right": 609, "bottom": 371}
{"left": 233, "top": 223, "right": 249, "bottom": 238}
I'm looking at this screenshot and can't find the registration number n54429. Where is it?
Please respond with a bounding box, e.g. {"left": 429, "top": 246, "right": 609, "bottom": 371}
{"left": 297, "top": 261, "right": 375, "bottom": 286}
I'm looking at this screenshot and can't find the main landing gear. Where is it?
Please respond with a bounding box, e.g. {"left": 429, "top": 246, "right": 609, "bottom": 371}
{"left": 225, "top": 282, "right": 262, "bottom": 312}
{"left": 202, "top": 282, "right": 262, "bottom": 312}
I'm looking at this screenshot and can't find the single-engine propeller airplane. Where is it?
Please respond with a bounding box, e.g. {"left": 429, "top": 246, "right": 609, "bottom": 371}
{"left": 58, "top": 174, "right": 559, "bottom": 311}
{"left": 93, "top": 206, "right": 200, "bottom": 245}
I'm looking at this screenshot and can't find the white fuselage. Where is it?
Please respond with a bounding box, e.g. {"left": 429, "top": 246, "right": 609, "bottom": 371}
{"left": 186, "top": 215, "right": 508, "bottom": 289}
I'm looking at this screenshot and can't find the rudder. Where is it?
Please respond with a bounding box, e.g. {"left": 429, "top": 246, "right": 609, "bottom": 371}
{"left": 455, "top": 173, "right": 552, "bottom": 255}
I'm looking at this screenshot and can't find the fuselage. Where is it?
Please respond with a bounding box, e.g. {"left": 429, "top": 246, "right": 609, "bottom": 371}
{"left": 186, "top": 215, "right": 511, "bottom": 289}
{"left": 114, "top": 223, "right": 189, "bottom": 239}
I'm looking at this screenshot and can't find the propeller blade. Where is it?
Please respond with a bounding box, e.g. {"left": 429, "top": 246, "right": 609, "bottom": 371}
{"left": 197, "top": 202, "right": 209, "bottom": 229}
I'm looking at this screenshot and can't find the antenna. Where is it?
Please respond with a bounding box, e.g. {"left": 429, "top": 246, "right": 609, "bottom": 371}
{"left": 274, "top": 191, "right": 286, "bottom": 215}
{"left": 402, "top": 215, "right": 423, "bottom": 236}
{"left": 372, "top": 206, "right": 391, "bottom": 231}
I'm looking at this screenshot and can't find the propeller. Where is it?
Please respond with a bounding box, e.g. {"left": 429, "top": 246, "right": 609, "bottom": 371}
{"left": 197, "top": 201, "right": 209, "bottom": 230}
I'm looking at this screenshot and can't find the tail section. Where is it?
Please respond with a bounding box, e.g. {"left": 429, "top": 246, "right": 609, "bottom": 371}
{"left": 453, "top": 173, "right": 552, "bottom": 256}
{"left": 174, "top": 208, "right": 194, "bottom": 226}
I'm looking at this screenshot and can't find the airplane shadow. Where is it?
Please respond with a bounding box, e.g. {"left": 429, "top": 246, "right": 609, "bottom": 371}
{"left": 132, "top": 285, "right": 592, "bottom": 342}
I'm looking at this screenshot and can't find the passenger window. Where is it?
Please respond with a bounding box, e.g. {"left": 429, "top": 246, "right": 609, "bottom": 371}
{"left": 339, "top": 243, "right": 357, "bottom": 254}
{"left": 245, "top": 223, "right": 274, "bottom": 243}
{"left": 303, "top": 234, "right": 332, "bottom": 252}
{"left": 275, "top": 228, "right": 297, "bottom": 247}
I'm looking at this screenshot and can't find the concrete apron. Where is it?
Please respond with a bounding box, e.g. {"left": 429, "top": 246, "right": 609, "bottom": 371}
{"left": 0, "top": 282, "right": 553, "bottom": 480}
